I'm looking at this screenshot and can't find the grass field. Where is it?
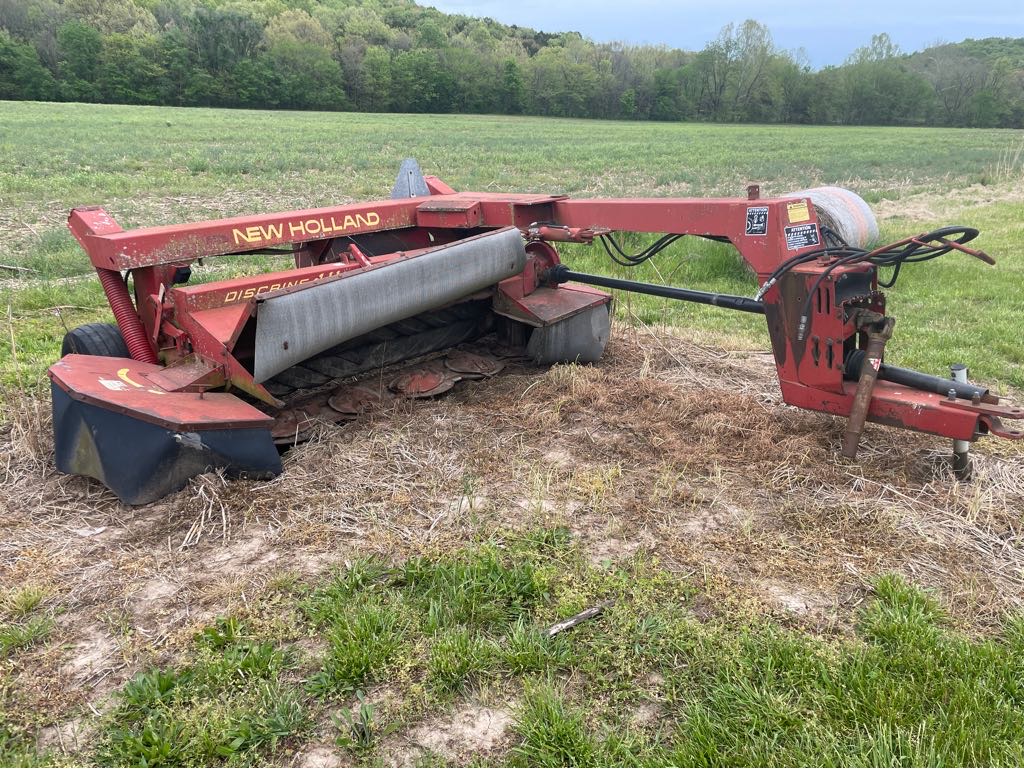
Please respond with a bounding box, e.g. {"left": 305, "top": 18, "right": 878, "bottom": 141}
{"left": 1, "top": 102, "right": 1024, "bottom": 766}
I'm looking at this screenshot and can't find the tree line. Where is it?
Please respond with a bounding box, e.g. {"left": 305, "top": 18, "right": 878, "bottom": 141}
{"left": 1, "top": 0, "right": 1022, "bottom": 127}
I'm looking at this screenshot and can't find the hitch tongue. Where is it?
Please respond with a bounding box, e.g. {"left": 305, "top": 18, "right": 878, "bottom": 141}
{"left": 842, "top": 311, "right": 896, "bottom": 459}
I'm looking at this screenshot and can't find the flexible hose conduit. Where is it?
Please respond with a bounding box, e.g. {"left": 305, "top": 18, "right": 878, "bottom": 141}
{"left": 96, "top": 267, "right": 158, "bottom": 363}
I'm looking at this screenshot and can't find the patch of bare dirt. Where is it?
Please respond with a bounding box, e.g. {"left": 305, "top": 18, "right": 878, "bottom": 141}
{"left": 37, "top": 716, "right": 93, "bottom": 755}
{"left": 292, "top": 744, "right": 342, "bottom": 768}
{"left": 388, "top": 705, "right": 514, "bottom": 765}
{"left": 61, "top": 623, "right": 120, "bottom": 681}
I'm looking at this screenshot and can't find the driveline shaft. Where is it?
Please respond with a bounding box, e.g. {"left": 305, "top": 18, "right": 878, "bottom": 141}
{"left": 547, "top": 265, "right": 766, "bottom": 314}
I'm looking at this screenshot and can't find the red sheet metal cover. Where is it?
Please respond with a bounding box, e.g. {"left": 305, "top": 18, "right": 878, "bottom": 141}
{"left": 49, "top": 355, "right": 272, "bottom": 432}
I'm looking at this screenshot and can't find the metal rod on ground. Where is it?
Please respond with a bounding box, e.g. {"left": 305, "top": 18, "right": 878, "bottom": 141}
{"left": 951, "top": 364, "right": 973, "bottom": 481}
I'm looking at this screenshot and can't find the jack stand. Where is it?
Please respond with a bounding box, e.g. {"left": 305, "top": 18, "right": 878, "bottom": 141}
{"left": 951, "top": 363, "right": 973, "bottom": 481}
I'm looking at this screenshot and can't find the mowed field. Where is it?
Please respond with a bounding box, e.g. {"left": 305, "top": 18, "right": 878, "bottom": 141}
{"left": 1, "top": 102, "right": 1024, "bottom": 766}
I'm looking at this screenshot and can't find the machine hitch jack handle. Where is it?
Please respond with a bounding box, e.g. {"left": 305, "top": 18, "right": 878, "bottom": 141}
{"left": 841, "top": 311, "right": 896, "bottom": 459}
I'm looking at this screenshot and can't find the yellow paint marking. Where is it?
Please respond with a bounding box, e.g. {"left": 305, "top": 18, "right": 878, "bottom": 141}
{"left": 117, "top": 368, "right": 143, "bottom": 388}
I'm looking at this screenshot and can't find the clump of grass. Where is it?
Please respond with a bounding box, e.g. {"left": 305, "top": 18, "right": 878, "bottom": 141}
{"left": 1, "top": 585, "right": 49, "bottom": 619}
{"left": 511, "top": 680, "right": 597, "bottom": 767}
{"left": 0, "top": 584, "right": 53, "bottom": 658}
{"left": 983, "top": 135, "right": 1024, "bottom": 183}
{"left": 403, "top": 545, "right": 549, "bottom": 632}
{"left": 308, "top": 595, "right": 412, "bottom": 696}
{"left": 501, "top": 619, "right": 572, "bottom": 675}
{"left": 427, "top": 626, "right": 495, "bottom": 694}
{"left": 0, "top": 616, "right": 53, "bottom": 657}
{"left": 96, "top": 617, "right": 307, "bottom": 767}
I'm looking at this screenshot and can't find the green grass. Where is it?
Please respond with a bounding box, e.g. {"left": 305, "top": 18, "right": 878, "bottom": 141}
{"left": 1, "top": 585, "right": 49, "bottom": 619}
{"left": 0, "top": 584, "right": 54, "bottom": 658}
{"left": 79, "top": 530, "right": 1024, "bottom": 767}
{"left": 96, "top": 620, "right": 307, "bottom": 766}
{"left": 1, "top": 102, "right": 1023, "bottom": 390}
{"left": 0, "top": 616, "right": 53, "bottom": 657}
{"left": 0, "top": 587, "right": 56, "bottom": 767}
{"left": 0, "top": 103, "right": 1018, "bottom": 210}
{"left": 508, "top": 573, "right": 1024, "bottom": 767}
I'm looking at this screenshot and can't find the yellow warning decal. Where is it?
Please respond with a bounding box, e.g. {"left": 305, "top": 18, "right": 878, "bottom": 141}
{"left": 787, "top": 200, "right": 810, "bottom": 223}
{"left": 117, "top": 367, "right": 143, "bottom": 388}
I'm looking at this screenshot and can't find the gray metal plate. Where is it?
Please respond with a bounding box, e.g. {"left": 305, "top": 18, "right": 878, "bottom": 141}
{"left": 527, "top": 304, "right": 610, "bottom": 364}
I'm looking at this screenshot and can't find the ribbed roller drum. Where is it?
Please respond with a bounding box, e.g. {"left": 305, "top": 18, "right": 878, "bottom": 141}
{"left": 252, "top": 227, "right": 527, "bottom": 383}
{"left": 785, "top": 186, "right": 879, "bottom": 248}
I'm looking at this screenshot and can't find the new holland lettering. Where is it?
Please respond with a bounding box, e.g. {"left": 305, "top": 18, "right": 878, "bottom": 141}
{"left": 231, "top": 211, "right": 381, "bottom": 246}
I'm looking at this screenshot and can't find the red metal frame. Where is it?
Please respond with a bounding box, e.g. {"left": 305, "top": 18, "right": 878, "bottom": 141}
{"left": 60, "top": 175, "right": 1023, "bottom": 445}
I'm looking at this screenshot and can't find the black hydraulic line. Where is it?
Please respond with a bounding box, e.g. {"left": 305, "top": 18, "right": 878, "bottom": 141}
{"left": 548, "top": 265, "right": 766, "bottom": 315}
{"left": 844, "top": 349, "right": 990, "bottom": 401}
{"left": 551, "top": 266, "right": 992, "bottom": 403}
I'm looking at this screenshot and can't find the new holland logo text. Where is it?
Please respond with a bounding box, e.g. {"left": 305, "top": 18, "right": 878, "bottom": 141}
{"left": 231, "top": 212, "right": 381, "bottom": 245}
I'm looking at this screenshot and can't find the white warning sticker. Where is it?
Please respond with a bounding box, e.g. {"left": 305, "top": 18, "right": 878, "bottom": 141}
{"left": 99, "top": 378, "right": 129, "bottom": 391}
{"left": 784, "top": 223, "right": 821, "bottom": 251}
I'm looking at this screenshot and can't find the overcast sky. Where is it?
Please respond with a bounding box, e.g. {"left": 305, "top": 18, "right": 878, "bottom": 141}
{"left": 425, "top": 0, "right": 1024, "bottom": 68}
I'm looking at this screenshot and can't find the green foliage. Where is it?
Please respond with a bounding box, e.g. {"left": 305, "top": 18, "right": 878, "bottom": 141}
{"left": 56, "top": 21, "right": 102, "bottom": 100}
{"left": 511, "top": 680, "right": 596, "bottom": 767}
{"left": 267, "top": 39, "right": 346, "bottom": 110}
{"left": 0, "top": 1, "right": 1021, "bottom": 125}
{"left": 402, "top": 544, "right": 549, "bottom": 631}
{"left": 332, "top": 690, "right": 377, "bottom": 750}
{"left": 501, "top": 619, "right": 572, "bottom": 675}
{"left": 426, "top": 626, "right": 495, "bottom": 694}
{"left": 96, "top": 33, "right": 163, "bottom": 103}
{"left": 0, "top": 725, "right": 48, "bottom": 767}
{"left": 0, "top": 616, "right": 53, "bottom": 657}
{"left": 97, "top": 617, "right": 307, "bottom": 766}
{"left": 0, "top": 29, "right": 56, "bottom": 100}
{"left": 1, "top": 585, "right": 48, "bottom": 618}
{"left": 308, "top": 595, "right": 411, "bottom": 695}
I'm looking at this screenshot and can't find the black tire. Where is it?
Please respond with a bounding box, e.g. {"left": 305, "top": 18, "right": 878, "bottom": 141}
{"left": 61, "top": 323, "right": 131, "bottom": 358}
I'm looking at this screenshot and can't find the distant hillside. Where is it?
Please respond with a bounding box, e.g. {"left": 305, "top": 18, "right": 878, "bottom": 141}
{"left": 1, "top": 0, "right": 1021, "bottom": 127}
{"left": 949, "top": 37, "right": 1024, "bottom": 67}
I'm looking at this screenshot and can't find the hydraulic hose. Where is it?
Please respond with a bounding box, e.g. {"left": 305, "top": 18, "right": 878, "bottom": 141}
{"left": 96, "top": 267, "right": 158, "bottom": 364}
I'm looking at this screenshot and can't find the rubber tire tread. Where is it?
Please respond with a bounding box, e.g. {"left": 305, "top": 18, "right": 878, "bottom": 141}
{"left": 61, "top": 323, "right": 131, "bottom": 358}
